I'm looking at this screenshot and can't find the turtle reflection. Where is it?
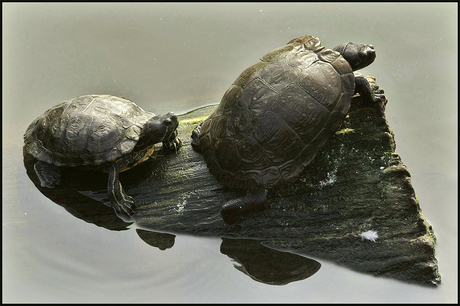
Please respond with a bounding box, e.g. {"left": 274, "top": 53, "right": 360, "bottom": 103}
{"left": 23, "top": 147, "right": 152, "bottom": 231}
{"left": 136, "top": 229, "right": 176, "bottom": 250}
{"left": 221, "top": 238, "right": 321, "bottom": 285}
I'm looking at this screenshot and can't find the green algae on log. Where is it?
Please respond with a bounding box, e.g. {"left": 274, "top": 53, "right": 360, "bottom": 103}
{"left": 128, "top": 75, "right": 440, "bottom": 286}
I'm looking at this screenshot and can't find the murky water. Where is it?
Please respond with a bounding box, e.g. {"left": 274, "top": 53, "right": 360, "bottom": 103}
{"left": 3, "top": 3, "right": 457, "bottom": 303}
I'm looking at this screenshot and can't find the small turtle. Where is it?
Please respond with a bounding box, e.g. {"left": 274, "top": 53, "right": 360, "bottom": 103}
{"left": 24, "top": 95, "right": 182, "bottom": 221}
{"left": 191, "top": 35, "right": 384, "bottom": 223}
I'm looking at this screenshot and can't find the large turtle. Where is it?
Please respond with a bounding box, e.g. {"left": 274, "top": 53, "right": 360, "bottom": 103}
{"left": 191, "top": 35, "right": 384, "bottom": 223}
{"left": 24, "top": 95, "right": 182, "bottom": 221}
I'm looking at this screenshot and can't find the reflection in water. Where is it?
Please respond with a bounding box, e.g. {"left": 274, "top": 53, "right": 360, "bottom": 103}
{"left": 220, "top": 238, "right": 321, "bottom": 285}
{"left": 23, "top": 148, "right": 133, "bottom": 231}
{"left": 25, "top": 147, "right": 178, "bottom": 251}
{"left": 25, "top": 147, "right": 321, "bottom": 283}
{"left": 136, "top": 229, "right": 176, "bottom": 250}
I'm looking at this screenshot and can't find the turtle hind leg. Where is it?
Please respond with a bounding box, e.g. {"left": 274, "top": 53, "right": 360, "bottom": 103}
{"left": 107, "top": 163, "right": 135, "bottom": 222}
{"left": 221, "top": 189, "right": 268, "bottom": 224}
{"left": 34, "top": 161, "right": 61, "bottom": 188}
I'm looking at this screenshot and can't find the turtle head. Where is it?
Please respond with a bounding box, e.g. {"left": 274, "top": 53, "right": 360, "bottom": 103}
{"left": 333, "top": 42, "right": 376, "bottom": 71}
{"left": 142, "top": 112, "right": 178, "bottom": 144}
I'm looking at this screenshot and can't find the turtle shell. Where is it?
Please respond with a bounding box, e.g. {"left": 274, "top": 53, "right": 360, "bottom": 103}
{"left": 24, "top": 95, "right": 153, "bottom": 166}
{"left": 196, "top": 35, "right": 355, "bottom": 190}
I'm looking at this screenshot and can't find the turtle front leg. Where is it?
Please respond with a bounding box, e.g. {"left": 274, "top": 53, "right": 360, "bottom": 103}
{"left": 162, "top": 130, "right": 182, "bottom": 153}
{"left": 191, "top": 121, "right": 203, "bottom": 152}
{"left": 107, "top": 162, "right": 135, "bottom": 222}
{"left": 221, "top": 189, "right": 268, "bottom": 224}
{"left": 354, "top": 74, "right": 386, "bottom": 114}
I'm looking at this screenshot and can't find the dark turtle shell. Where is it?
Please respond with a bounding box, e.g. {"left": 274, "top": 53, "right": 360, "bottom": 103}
{"left": 24, "top": 95, "right": 153, "bottom": 166}
{"left": 195, "top": 36, "right": 355, "bottom": 190}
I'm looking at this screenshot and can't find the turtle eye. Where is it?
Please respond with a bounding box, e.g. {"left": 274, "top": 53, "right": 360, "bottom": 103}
{"left": 163, "top": 113, "right": 177, "bottom": 126}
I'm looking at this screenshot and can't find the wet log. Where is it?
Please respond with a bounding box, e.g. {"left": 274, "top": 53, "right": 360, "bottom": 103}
{"left": 126, "top": 75, "right": 440, "bottom": 286}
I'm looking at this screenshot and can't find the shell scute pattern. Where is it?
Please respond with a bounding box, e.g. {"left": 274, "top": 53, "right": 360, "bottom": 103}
{"left": 287, "top": 51, "right": 317, "bottom": 71}
{"left": 279, "top": 159, "right": 304, "bottom": 181}
{"left": 234, "top": 62, "right": 268, "bottom": 89}
{"left": 25, "top": 95, "right": 154, "bottom": 167}
{"left": 296, "top": 62, "right": 343, "bottom": 110}
{"left": 229, "top": 108, "right": 257, "bottom": 140}
{"left": 213, "top": 137, "right": 241, "bottom": 172}
{"left": 261, "top": 61, "right": 300, "bottom": 93}
{"left": 260, "top": 44, "right": 295, "bottom": 63}
{"left": 239, "top": 78, "right": 269, "bottom": 110}
{"left": 87, "top": 117, "right": 120, "bottom": 154}
{"left": 197, "top": 36, "right": 356, "bottom": 189}
{"left": 340, "top": 73, "right": 356, "bottom": 97}
{"left": 254, "top": 113, "right": 304, "bottom": 165}
{"left": 248, "top": 82, "right": 278, "bottom": 116}
{"left": 276, "top": 89, "right": 330, "bottom": 142}
{"left": 235, "top": 135, "right": 269, "bottom": 170}
{"left": 221, "top": 85, "right": 242, "bottom": 114}
{"left": 261, "top": 166, "right": 280, "bottom": 187}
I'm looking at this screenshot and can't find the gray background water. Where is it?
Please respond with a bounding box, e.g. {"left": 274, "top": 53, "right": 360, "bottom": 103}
{"left": 3, "top": 3, "right": 457, "bottom": 303}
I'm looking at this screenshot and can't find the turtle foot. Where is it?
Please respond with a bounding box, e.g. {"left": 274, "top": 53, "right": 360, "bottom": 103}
{"left": 111, "top": 195, "right": 136, "bottom": 222}
{"left": 163, "top": 130, "right": 182, "bottom": 153}
{"left": 354, "top": 74, "right": 387, "bottom": 114}
{"left": 107, "top": 162, "right": 135, "bottom": 222}
{"left": 221, "top": 189, "right": 267, "bottom": 224}
{"left": 191, "top": 122, "right": 203, "bottom": 152}
{"left": 370, "top": 85, "right": 386, "bottom": 115}
{"left": 370, "top": 85, "right": 386, "bottom": 106}
{"left": 165, "top": 137, "right": 182, "bottom": 153}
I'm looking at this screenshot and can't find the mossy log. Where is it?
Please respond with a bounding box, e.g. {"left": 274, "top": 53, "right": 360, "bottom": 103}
{"left": 129, "top": 75, "right": 440, "bottom": 286}
{"left": 24, "top": 75, "right": 440, "bottom": 286}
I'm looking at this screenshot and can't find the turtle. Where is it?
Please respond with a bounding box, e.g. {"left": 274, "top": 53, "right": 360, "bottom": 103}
{"left": 191, "top": 35, "right": 384, "bottom": 223}
{"left": 23, "top": 94, "right": 182, "bottom": 221}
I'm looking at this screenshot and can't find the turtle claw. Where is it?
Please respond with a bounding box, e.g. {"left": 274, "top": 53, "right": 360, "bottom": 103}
{"left": 172, "top": 136, "right": 183, "bottom": 152}
{"left": 163, "top": 133, "right": 182, "bottom": 153}
{"left": 372, "top": 86, "right": 386, "bottom": 104}
{"left": 370, "top": 86, "right": 387, "bottom": 116}
{"left": 354, "top": 75, "right": 386, "bottom": 111}
{"left": 112, "top": 196, "right": 136, "bottom": 222}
